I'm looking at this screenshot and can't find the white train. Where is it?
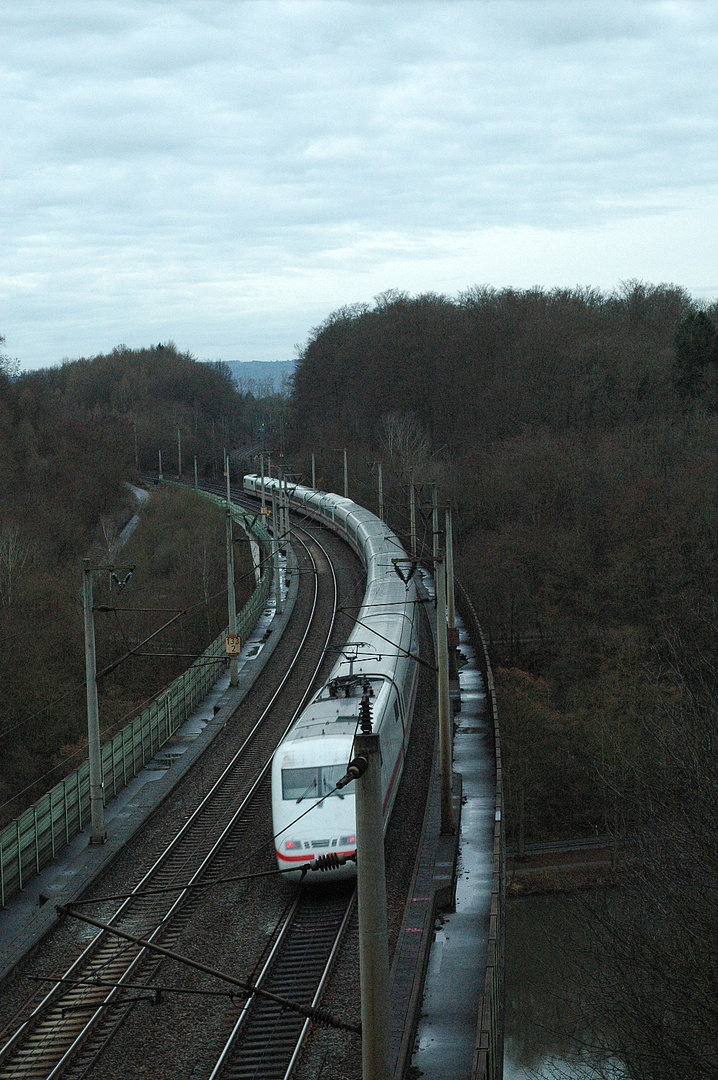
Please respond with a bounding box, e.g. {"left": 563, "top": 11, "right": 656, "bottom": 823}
{"left": 243, "top": 474, "right": 420, "bottom": 880}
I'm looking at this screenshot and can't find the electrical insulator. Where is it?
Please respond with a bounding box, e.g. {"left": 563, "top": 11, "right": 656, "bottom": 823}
{"left": 310, "top": 852, "right": 356, "bottom": 872}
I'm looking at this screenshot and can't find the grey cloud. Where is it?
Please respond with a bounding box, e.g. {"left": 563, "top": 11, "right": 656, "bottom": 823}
{"left": 2, "top": 0, "right": 718, "bottom": 367}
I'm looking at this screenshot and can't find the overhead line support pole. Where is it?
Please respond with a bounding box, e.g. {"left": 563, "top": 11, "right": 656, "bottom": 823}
{"left": 445, "top": 505, "right": 461, "bottom": 712}
{"left": 82, "top": 560, "right": 106, "bottom": 845}
{"left": 377, "top": 462, "right": 384, "bottom": 522}
{"left": 409, "top": 471, "right": 417, "bottom": 558}
{"left": 284, "top": 467, "right": 290, "bottom": 542}
{"left": 354, "top": 730, "right": 391, "bottom": 1080}
{"left": 446, "top": 506, "right": 456, "bottom": 633}
{"left": 436, "top": 554, "right": 454, "bottom": 834}
{"left": 271, "top": 486, "right": 283, "bottom": 615}
{"left": 225, "top": 452, "right": 238, "bottom": 686}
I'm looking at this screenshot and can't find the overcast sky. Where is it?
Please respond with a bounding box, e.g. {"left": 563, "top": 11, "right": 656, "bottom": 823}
{"left": 2, "top": 1, "right": 717, "bottom": 370}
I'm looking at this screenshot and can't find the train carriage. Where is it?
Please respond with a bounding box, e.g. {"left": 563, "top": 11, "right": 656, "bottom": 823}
{"left": 243, "top": 474, "right": 420, "bottom": 880}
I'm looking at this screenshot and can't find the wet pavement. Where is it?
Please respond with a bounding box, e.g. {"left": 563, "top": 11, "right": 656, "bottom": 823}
{"left": 412, "top": 618, "right": 496, "bottom": 1080}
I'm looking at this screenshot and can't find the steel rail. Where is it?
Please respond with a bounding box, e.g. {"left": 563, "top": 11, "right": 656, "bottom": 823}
{"left": 209, "top": 889, "right": 357, "bottom": 1080}
{"left": 0, "top": 521, "right": 341, "bottom": 1080}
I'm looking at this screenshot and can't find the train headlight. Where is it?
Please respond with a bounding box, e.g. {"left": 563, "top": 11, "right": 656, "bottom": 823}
{"left": 340, "top": 835, "right": 356, "bottom": 846}
{"left": 285, "top": 840, "right": 303, "bottom": 850}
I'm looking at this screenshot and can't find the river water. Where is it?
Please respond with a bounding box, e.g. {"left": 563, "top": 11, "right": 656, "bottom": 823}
{"left": 503, "top": 892, "right": 626, "bottom": 1080}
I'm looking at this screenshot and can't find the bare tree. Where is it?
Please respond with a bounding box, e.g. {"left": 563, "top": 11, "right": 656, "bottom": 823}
{"left": 0, "top": 334, "right": 20, "bottom": 379}
{"left": 0, "top": 524, "right": 31, "bottom": 606}
{"left": 572, "top": 660, "right": 718, "bottom": 1080}
{"left": 379, "top": 409, "right": 430, "bottom": 480}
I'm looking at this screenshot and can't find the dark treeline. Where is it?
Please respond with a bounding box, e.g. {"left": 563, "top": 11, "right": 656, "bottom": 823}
{"left": 0, "top": 343, "right": 261, "bottom": 823}
{"left": 21, "top": 341, "right": 285, "bottom": 477}
{"left": 294, "top": 283, "right": 696, "bottom": 451}
{"left": 290, "top": 284, "right": 718, "bottom": 1078}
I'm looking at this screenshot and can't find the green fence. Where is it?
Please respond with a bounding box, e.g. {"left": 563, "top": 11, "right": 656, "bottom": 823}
{"left": 0, "top": 492, "right": 272, "bottom": 909}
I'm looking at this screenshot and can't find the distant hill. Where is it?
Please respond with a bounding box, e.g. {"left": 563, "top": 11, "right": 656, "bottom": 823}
{"left": 220, "top": 360, "right": 296, "bottom": 394}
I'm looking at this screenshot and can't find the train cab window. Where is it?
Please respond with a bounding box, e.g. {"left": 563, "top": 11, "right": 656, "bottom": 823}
{"left": 281, "top": 764, "right": 348, "bottom": 801}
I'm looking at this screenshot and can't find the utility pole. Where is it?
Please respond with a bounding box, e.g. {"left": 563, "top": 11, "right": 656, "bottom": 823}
{"left": 158, "top": 449, "right": 163, "bottom": 482}
{"left": 352, "top": 695, "right": 391, "bottom": 1080}
{"left": 284, "top": 468, "right": 291, "bottom": 542}
{"left": 409, "top": 471, "right": 417, "bottom": 558}
{"left": 446, "top": 506, "right": 456, "bottom": 634}
{"left": 279, "top": 464, "right": 286, "bottom": 543}
{"left": 177, "top": 427, "right": 182, "bottom": 479}
{"left": 82, "top": 561, "right": 106, "bottom": 845}
{"left": 133, "top": 419, "right": 139, "bottom": 471}
{"left": 260, "top": 452, "right": 266, "bottom": 512}
{"left": 432, "top": 483, "right": 440, "bottom": 563}
{"left": 377, "top": 462, "right": 384, "bottom": 522}
{"left": 311, "top": 451, "right": 316, "bottom": 490}
{"left": 194, "top": 455, "right": 198, "bottom": 490}
{"left": 225, "top": 454, "right": 238, "bottom": 687}
{"left": 271, "top": 485, "right": 282, "bottom": 615}
{"left": 343, "top": 448, "right": 348, "bottom": 499}
{"left": 446, "top": 505, "right": 461, "bottom": 714}
{"left": 436, "top": 554, "right": 454, "bottom": 834}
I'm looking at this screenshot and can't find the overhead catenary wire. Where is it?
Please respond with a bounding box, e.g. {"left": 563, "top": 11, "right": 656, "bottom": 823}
{"left": 55, "top": 904, "right": 362, "bottom": 1035}
{"left": 0, "top": 516, "right": 272, "bottom": 745}
{"left": 26, "top": 973, "right": 249, "bottom": 1001}
{"left": 66, "top": 851, "right": 357, "bottom": 906}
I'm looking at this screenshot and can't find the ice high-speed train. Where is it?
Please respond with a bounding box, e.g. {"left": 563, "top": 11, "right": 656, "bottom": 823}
{"left": 243, "top": 475, "right": 420, "bottom": 880}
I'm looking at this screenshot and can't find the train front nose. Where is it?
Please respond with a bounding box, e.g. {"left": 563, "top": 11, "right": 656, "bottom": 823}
{"left": 276, "top": 833, "right": 357, "bottom": 882}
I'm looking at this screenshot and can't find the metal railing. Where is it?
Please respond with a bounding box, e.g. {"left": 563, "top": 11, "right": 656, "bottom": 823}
{"left": 0, "top": 492, "right": 272, "bottom": 909}
{"left": 456, "top": 582, "right": 506, "bottom": 1080}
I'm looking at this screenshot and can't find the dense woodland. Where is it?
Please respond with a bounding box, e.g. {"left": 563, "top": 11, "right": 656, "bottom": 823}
{"left": 0, "top": 343, "right": 262, "bottom": 824}
{"left": 291, "top": 283, "right": 718, "bottom": 845}
{"left": 290, "top": 284, "right": 718, "bottom": 1080}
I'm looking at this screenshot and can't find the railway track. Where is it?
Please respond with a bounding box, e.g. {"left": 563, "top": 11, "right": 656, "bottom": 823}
{"left": 0, "top": 520, "right": 344, "bottom": 1080}
{"left": 210, "top": 886, "right": 356, "bottom": 1080}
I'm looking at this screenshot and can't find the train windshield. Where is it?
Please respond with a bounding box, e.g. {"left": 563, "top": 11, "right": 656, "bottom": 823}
{"left": 281, "top": 765, "right": 348, "bottom": 801}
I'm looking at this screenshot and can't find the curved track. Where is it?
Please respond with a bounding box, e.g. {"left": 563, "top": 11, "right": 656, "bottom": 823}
{"left": 0, "top": 522, "right": 342, "bottom": 1080}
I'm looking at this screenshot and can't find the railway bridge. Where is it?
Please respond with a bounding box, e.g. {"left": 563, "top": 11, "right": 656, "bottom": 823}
{"left": 0, "top": 477, "right": 504, "bottom": 1080}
